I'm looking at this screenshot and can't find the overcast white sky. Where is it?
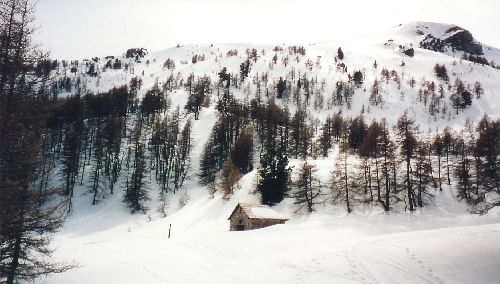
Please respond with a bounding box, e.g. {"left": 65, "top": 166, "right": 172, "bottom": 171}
{"left": 34, "top": 0, "right": 500, "bottom": 59}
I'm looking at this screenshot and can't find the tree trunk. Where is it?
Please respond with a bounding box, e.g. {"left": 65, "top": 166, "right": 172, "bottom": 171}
{"left": 407, "top": 157, "right": 414, "bottom": 211}
{"left": 344, "top": 154, "right": 351, "bottom": 213}
{"left": 437, "top": 155, "right": 442, "bottom": 191}
{"left": 7, "top": 235, "right": 22, "bottom": 284}
{"left": 446, "top": 151, "right": 450, "bottom": 185}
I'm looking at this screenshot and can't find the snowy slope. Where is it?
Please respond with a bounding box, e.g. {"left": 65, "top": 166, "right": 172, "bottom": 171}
{"left": 57, "top": 22, "right": 500, "bottom": 130}
{"left": 47, "top": 188, "right": 500, "bottom": 284}
{"left": 44, "top": 22, "right": 500, "bottom": 284}
{"left": 48, "top": 224, "right": 500, "bottom": 284}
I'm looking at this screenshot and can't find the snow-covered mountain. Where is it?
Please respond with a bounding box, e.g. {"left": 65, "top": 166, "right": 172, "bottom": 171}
{"left": 46, "top": 22, "right": 500, "bottom": 284}
{"left": 57, "top": 21, "right": 500, "bottom": 127}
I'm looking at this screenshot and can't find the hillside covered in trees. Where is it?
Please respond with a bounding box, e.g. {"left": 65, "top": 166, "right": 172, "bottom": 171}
{"left": 1, "top": 0, "right": 499, "bottom": 281}
{"left": 40, "top": 22, "right": 500, "bottom": 216}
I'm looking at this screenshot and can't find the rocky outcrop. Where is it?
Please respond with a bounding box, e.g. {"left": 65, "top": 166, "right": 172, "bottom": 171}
{"left": 442, "top": 27, "right": 483, "bottom": 55}
{"left": 419, "top": 25, "right": 483, "bottom": 55}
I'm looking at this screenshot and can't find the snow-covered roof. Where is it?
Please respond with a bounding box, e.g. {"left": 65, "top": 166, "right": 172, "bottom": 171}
{"left": 228, "top": 203, "right": 289, "bottom": 220}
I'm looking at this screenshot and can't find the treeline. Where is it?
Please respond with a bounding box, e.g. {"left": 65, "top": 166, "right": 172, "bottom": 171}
{"left": 323, "top": 112, "right": 499, "bottom": 214}
{"left": 181, "top": 58, "right": 498, "bottom": 213}
{"left": 45, "top": 39, "right": 487, "bottom": 129}
{"left": 46, "top": 78, "right": 195, "bottom": 213}
{"left": 196, "top": 69, "right": 498, "bottom": 213}
{"left": 3, "top": 25, "right": 496, "bottom": 214}
{"left": 292, "top": 112, "right": 498, "bottom": 213}
{"left": 208, "top": 70, "right": 498, "bottom": 212}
